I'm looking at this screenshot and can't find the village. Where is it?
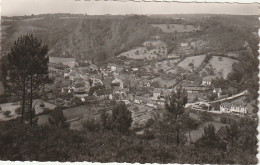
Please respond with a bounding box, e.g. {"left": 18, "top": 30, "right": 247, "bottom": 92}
{"left": 31, "top": 35, "right": 253, "bottom": 130}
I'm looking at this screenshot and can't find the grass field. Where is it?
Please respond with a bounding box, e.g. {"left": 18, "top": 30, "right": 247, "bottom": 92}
{"left": 119, "top": 40, "right": 167, "bottom": 60}
{"left": 178, "top": 55, "right": 206, "bottom": 69}
{"left": 151, "top": 24, "right": 201, "bottom": 33}
{"left": 205, "top": 56, "right": 238, "bottom": 78}
{"left": 144, "top": 59, "right": 180, "bottom": 73}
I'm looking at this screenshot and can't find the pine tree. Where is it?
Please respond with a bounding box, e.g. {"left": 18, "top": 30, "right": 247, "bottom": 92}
{"left": 7, "top": 34, "right": 51, "bottom": 125}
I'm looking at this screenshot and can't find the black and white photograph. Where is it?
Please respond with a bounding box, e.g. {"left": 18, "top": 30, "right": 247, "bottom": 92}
{"left": 0, "top": 0, "right": 259, "bottom": 164}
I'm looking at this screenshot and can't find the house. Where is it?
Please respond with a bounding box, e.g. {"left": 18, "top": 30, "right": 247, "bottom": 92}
{"left": 103, "top": 77, "right": 112, "bottom": 88}
{"left": 152, "top": 88, "right": 161, "bottom": 100}
{"left": 134, "top": 99, "right": 142, "bottom": 104}
{"left": 112, "top": 78, "right": 124, "bottom": 89}
{"left": 84, "top": 96, "right": 97, "bottom": 103}
{"left": 109, "top": 93, "right": 123, "bottom": 100}
{"left": 202, "top": 76, "right": 214, "bottom": 86}
{"left": 183, "top": 86, "right": 210, "bottom": 93}
{"left": 213, "top": 88, "right": 222, "bottom": 97}
{"left": 220, "top": 100, "right": 247, "bottom": 114}
{"left": 93, "top": 89, "right": 113, "bottom": 100}
{"left": 132, "top": 68, "right": 139, "bottom": 72}
{"left": 74, "top": 87, "right": 87, "bottom": 94}
{"left": 181, "top": 42, "right": 188, "bottom": 47}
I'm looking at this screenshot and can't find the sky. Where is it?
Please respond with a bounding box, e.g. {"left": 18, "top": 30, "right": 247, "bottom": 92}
{"left": 1, "top": 0, "right": 259, "bottom": 16}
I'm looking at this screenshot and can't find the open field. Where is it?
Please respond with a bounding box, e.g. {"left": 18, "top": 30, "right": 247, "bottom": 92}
{"left": 145, "top": 59, "right": 180, "bottom": 73}
{"left": 178, "top": 54, "right": 206, "bottom": 69}
{"left": 202, "top": 56, "right": 238, "bottom": 78}
{"left": 151, "top": 24, "right": 201, "bottom": 33}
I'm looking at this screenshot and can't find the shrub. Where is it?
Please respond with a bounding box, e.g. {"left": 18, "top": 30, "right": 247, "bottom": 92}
{"left": 48, "top": 109, "right": 69, "bottom": 128}
{"left": 141, "top": 129, "right": 155, "bottom": 140}
{"left": 39, "top": 102, "right": 45, "bottom": 107}
{"left": 83, "top": 119, "right": 101, "bottom": 132}
{"left": 38, "top": 108, "right": 51, "bottom": 115}
{"left": 0, "top": 94, "right": 9, "bottom": 104}
{"left": 144, "top": 118, "right": 154, "bottom": 128}
{"left": 200, "top": 111, "right": 213, "bottom": 122}
{"left": 220, "top": 116, "right": 227, "bottom": 124}
{"left": 111, "top": 102, "right": 133, "bottom": 133}
{"left": 15, "top": 107, "right": 22, "bottom": 114}
{"left": 3, "top": 111, "right": 11, "bottom": 117}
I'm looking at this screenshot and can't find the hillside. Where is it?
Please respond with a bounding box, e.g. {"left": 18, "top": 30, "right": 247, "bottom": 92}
{"left": 1, "top": 14, "right": 259, "bottom": 61}
{"left": 2, "top": 15, "right": 159, "bottom": 60}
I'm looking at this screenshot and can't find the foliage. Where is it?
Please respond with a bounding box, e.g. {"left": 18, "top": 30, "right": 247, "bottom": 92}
{"left": 83, "top": 119, "right": 101, "bottom": 132}
{"left": 0, "top": 115, "right": 257, "bottom": 164}
{"left": 3, "top": 111, "right": 11, "bottom": 117}
{"left": 48, "top": 109, "right": 69, "bottom": 128}
{"left": 154, "top": 88, "right": 188, "bottom": 145}
{"left": 15, "top": 107, "right": 22, "bottom": 115}
{"left": 39, "top": 103, "right": 45, "bottom": 107}
{"left": 6, "top": 34, "right": 51, "bottom": 124}
{"left": 141, "top": 129, "right": 155, "bottom": 140}
{"left": 200, "top": 111, "right": 213, "bottom": 122}
{"left": 111, "top": 102, "right": 133, "bottom": 133}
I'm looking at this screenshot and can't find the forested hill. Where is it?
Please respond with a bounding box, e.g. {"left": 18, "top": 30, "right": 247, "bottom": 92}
{"left": 2, "top": 15, "right": 159, "bottom": 60}
{"left": 1, "top": 14, "right": 259, "bottom": 61}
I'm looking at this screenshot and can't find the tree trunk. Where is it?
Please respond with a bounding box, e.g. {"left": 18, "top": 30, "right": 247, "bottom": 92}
{"left": 21, "top": 76, "right": 25, "bottom": 123}
{"left": 189, "top": 131, "right": 192, "bottom": 144}
{"left": 176, "top": 129, "right": 179, "bottom": 147}
{"left": 29, "top": 75, "right": 33, "bottom": 125}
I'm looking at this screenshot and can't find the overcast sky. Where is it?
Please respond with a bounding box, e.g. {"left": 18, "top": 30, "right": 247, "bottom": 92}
{"left": 2, "top": 0, "right": 259, "bottom": 16}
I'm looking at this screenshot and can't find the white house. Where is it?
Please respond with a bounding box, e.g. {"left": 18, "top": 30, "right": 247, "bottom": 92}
{"left": 132, "top": 68, "right": 139, "bottom": 72}
{"left": 213, "top": 88, "right": 222, "bottom": 97}
{"left": 134, "top": 99, "right": 142, "bottom": 104}
{"left": 111, "top": 66, "right": 117, "bottom": 72}
{"left": 220, "top": 100, "right": 247, "bottom": 114}
{"left": 202, "top": 76, "right": 214, "bottom": 86}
